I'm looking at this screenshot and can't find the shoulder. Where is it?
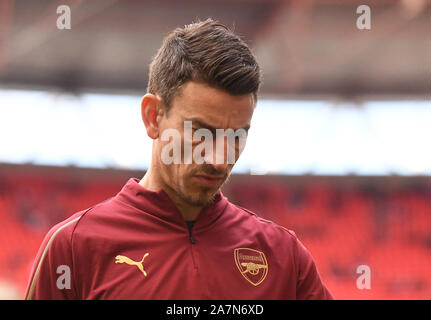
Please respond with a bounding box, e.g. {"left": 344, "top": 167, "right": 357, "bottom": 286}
{"left": 40, "top": 209, "right": 88, "bottom": 249}
{"left": 227, "top": 202, "right": 300, "bottom": 245}
{"left": 227, "top": 203, "right": 316, "bottom": 277}
{"left": 44, "top": 196, "right": 117, "bottom": 246}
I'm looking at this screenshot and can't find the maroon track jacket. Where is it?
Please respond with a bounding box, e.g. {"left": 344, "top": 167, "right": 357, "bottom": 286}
{"left": 25, "top": 178, "right": 333, "bottom": 300}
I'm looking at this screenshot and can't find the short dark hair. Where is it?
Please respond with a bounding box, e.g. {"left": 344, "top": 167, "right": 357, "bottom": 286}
{"left": 147, "top": 18, "right": 261, "bottom": 111}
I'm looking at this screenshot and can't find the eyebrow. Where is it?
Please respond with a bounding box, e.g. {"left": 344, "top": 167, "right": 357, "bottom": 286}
{"left": 189, "top": 118, "right": 250, "bottom": 132}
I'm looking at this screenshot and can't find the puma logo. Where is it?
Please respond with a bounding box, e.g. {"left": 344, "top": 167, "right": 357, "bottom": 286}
{"left": 115, "top": 253, "right": 149, "bottom": 276}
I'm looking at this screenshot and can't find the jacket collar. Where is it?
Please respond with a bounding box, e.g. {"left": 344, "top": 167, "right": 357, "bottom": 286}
{"left": 115, "top": 178, "right": 229, "bottom": 231}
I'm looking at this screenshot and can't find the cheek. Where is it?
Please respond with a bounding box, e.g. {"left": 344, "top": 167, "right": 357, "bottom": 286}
{"left": 226, "top": 164, "right": 234, "bottom": 176}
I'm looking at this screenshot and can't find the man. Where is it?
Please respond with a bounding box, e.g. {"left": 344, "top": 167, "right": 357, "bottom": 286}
{"left": 25, "top": 18, "right": 332, "bottom": 300}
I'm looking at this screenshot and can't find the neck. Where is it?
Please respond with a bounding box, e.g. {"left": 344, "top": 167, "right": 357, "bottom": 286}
{"left": 139, "top": 166, "right": 203, "bottom": 222}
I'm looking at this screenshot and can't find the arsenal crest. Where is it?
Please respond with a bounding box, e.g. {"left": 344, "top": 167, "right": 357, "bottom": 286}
{"left": 234, "top": 248, "right": 268, "bottom": 286}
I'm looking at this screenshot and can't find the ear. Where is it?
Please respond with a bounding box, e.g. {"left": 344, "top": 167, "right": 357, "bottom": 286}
{"left": 141, "top": 93, "right": 164, "bottom": 139}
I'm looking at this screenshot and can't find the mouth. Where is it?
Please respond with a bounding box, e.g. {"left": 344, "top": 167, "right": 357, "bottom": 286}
{"left": 193, "top": 174, "right": 225, "bottom": 187}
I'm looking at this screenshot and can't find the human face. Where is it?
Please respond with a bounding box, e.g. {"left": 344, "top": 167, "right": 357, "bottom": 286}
{"left": 156, "top": 81, "right": 255, "bottom": 207}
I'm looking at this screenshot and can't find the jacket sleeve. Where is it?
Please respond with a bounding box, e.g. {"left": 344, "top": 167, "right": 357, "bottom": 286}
{"left": 25, "top": 214, "right": 82, "bottom": 300}
{"left": 294, "top": 236, "right": 333, "bottom": 300}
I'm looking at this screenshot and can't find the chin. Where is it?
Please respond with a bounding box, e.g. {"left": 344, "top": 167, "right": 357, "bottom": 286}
{"left": 181, "top": 187, "right": 218, "bottom": 207}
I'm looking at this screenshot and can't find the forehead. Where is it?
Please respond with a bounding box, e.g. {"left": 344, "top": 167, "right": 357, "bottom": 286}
{"left": 170, "top": 81, "right": 255, "bottom": 129}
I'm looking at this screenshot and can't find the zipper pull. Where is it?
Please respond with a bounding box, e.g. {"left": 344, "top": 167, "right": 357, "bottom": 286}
{"left": 189, "top": 230, "right": 196, "bottom": 244}
{"left": 186, "top": 221, "right": 196, "bottom": 244}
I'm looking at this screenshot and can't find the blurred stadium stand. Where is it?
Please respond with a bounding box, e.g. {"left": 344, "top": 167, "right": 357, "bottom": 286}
{"left": 0, "top": 164, "right": 430, "bottom": 299}
{"left": 1, "top": 0, "right": 431, "bottom": 96}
